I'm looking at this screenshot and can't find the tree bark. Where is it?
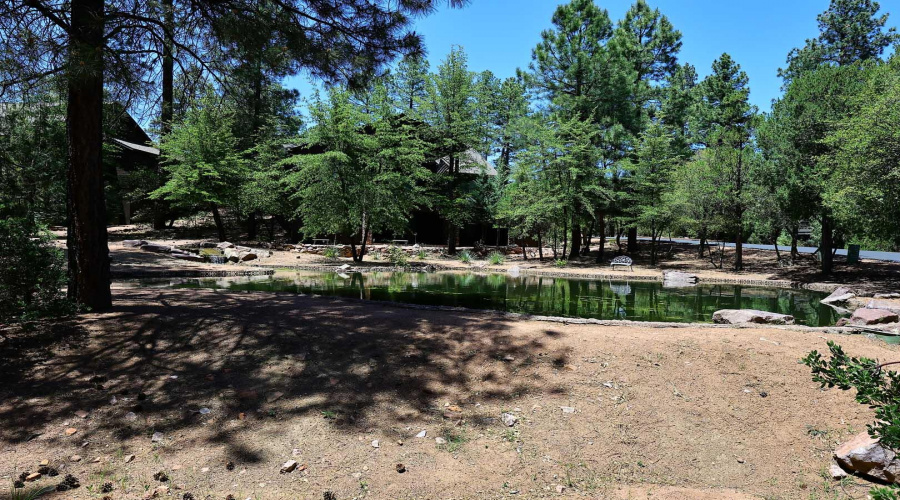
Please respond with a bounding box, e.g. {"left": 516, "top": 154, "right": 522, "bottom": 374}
{"left": 568, "top": 220, "right": 581, "bottom": 260}
{"left": 210, "top": 203, "right": 226, "bottom": 242}
{"left": 153, "top": 0, "right": 175, "bottom": 230}
{"left": 67, "top": 0, "right": 111, "bottom": 311}
{"left": 821, "top": 213, "right": 834, "bottom": 274}
{"left": 627, "top": 227, "right": 638, "bottom": 253}
{"left": 595, "top": 212, "right": 606, "bottom": 264}
{"left": 537, "top": 232, "right": 544, "bottom": 261}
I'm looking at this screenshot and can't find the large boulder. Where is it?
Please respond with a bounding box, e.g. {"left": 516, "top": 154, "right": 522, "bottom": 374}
{"left": 866, "top": 300, "right": 900, "bottom": 315}
{"left": 239, "top": 251, "right": 258, "bottom": 262}
{"left": 140, "top": 243, "right": 173, "bottom": 254}
{"left": 217, "top": 241, "right": 235, "bottom": 250}
{"left": 663, "top": 271, "right": 699, "bottom": 288}
{"left": 223, "top": 248, "right": 241, "bottom": 262}
{"left": 712, "top": 309, "right": 795, "bottom": 325}
{"left": 849, "top": 308, "right": 899, "bottom": 325}
{"left": 834, "top": 431, "right": 900, "bottom": 483}
{"left": 821, "top": 286, "right": 855, "bottom": 306}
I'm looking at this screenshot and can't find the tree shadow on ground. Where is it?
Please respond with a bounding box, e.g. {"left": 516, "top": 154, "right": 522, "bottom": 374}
{"left": 0, "top": 289, "right": 570, "bottom": 463}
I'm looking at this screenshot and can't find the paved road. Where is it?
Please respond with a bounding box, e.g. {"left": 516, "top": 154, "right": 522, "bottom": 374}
{"left": 640, "top": 237, "right": 900, "bottom": 263}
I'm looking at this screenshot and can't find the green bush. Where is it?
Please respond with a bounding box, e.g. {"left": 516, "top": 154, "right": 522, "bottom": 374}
{"left": 0, "top": 218, "right": 71, "bottom": 323}
{"left": 488, "top": 252, "right": 505, "bottom": 265}
{"left": 387, "top": 246, "right": 408, "bottom": 267}
{"left": 416, "top": 249, "right": 428, "bottom": 260}
{"left": 458, "top": 250, "right": 473, "bottom": 264}
{"left": 803, "top": 341, "right": 900, "bottom": 499}
{"left": 322, "top": 246, "right": 339, "bottom": 260}
{"left": 554, "top": 259, "right": 568, "bottom": 267}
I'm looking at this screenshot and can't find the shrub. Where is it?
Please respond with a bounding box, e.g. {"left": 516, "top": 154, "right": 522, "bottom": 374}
{"left": 322, "top": 246, "right": 339, "bottom": 261}
{"left": 554, "top": 259, "right": 567, "bottom": 267}
{"left": 387, "top": 246, "right": 408, "bottom": 267}
{"left": 416, "top": 249, "right": 428, "bottom": 260}
{"left": 371, "top": 250, "right": 383, "bottom": 261}
{"left": 487, "top": 252, "right": 505, "bottom": 265}
{"left": 458, "top": 250, "right": 473, "bottom": 264}
{"left": 803, "top": 341, "right": 900, "bottom": 499}
{"left": 0, "top": 218, "right": 72, "bottom": 323}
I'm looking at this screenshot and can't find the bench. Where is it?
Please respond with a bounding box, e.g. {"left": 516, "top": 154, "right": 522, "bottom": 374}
{"left": 390, "top": 239, "right": 409, "bottom": 246}
{"left": 610, "top": 255, "right": 633, "bottom": 271}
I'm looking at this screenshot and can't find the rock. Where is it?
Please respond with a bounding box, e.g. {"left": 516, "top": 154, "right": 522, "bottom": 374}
{"left": 712, "top": 309, "right": 795, "bottom": 325}
{"left": 141, "top": 243, "right": 173, "bottom": 254}
{"left": 65, "top": 427, "right": 78, "bottom": 436}
{"left": 70, "top": 455, "right": 82, "bottom": 462}
{"left": 434, "top": 437, "right": 447, "bottom": 445}
{"left": 371, "top": 440, "right": 379, "bottom": 448}
{"left": 835, "top": 318, "right": 850, "bottom": 327}
{"left": 663, "top": 271, "right": 699, "bottom": 288}
{"left": 125, "top": 412, "right": 138, "bottom": 421}
{"left": 822, "top": 287, "right": 855, "bottom": 305}
{"left": 501, "top": 413, "right": 518, "bottom": 427}
{"left": 560, "top": 406, "right": 576, "bottom": 414}
{"left": 39, "top": 459, "right": 49, "bottom": 466}
{"left": 849, "top": 308, "right": 899, "bottom": 325}
{"left": 830, "top": 461, "right": 849, "bottom": 479}
{"left": 415, "top": 430, "right": 427, "bottom": 438}
{"left": 173, "top": 253, "right": 205, "bottom": 262}
{"left": 122, "top": 240, "right": 147, "bottom": 248}
{"left": 555, "top": 485, "right": 566, "bottom": 493}
{"left": 238, "top": 252, "right": 258, "bottom": 262}
{"left": 396, "top": 463, "right": 406, "bottom": 473}
{"left": 75, "top": 410, "right": 89, "bottom": 419}
{"left": 507, "top": 266, "right": 521, "bottom": 278}
{"left": 125, "top": 454, "right": 136, "bottom": 464}
{"left": 875, "top": 293, "right": 900, "bottom": 299}
{"left": 266, "top": 391, "right": 284, "bottom": 403}
{"left": 224, "top": 248, "right": 241, "bottom": 262}
{"left": 25, "top": 472, "right": 41, "bottom": 482}
{"left": 151, "top": 431, "right": 164, "bottom": 443}
{"left": 217, "top": 242, "right": 235, "bottom": 249}
{"left": 339, "top": 264, "right": 351, "bottom": 271}
{"left": 867, "top": 300, "right": 900, "bottom": 315}
{"left": 280, "top": 460, "right": 298, "bottom": 473}
{"left": 834, "top": 431, "right": 900, "bottom": 483}
{"left": 198, "top": 408, "right": 211, "bottom": 415}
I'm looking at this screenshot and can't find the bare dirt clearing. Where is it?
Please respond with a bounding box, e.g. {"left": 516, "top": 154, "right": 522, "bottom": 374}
{"left": 2, "top": 288, "right": 897, "bottom": 499}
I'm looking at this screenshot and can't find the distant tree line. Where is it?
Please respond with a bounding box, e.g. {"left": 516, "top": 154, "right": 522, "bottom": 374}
{"left": 1, "top": 0, "right": 899, "bottom": 314}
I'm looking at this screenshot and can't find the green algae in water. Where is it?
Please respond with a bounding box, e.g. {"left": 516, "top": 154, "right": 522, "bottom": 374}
{"left": 140, "top": 271, "right": 841, "bottom": 327}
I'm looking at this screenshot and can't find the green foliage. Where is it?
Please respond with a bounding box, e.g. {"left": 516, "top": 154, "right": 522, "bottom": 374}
{"left": 8, "top": 485, "right": 54, "bottom": 500}
{"left": 322, "top": 247, "right": 339, "bottom": 261}
{"left": 457, "top": 250, "right": 473, "bottom": 264}
{"left": 554, "top": 259, "right": 568, "bottom": 268}
{"left": 488, "top": 252, "right": 505, "bottom": 265}
{"left": 386, "top": 246, "right": 408, "bottom": 267}
{"left": 803, "top": 341, "right": 900, "bottom": 498}
{"left": 416, "top": 249, "right": 428, "bottom": 260}
{"left": 285, "top": 85, "right": 428, "bottom": 262}
{"left": 0, "top": 218, "right": 71, "bottom": 323}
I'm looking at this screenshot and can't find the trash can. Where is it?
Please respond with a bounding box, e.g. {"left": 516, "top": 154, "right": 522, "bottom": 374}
{"left": 847, "top": 244, "right": 861, "bottom": 265}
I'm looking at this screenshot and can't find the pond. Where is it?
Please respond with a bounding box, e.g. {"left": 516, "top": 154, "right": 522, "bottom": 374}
{"left": 131, "top": 271, "right": 842, "bottom": 326}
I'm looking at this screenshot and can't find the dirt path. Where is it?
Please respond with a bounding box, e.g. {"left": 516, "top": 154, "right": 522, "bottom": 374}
{"left": 2, "top": 289, "right": 896, "bottom": 499}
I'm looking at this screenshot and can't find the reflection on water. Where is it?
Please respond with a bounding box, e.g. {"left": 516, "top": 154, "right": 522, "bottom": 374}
{"left": 133, "top": 271, "right": 842, "bottom": 326}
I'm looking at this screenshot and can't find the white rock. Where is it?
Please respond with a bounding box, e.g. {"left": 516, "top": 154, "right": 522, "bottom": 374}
{"left": 560, "top": 406, "right": 576, "bottom": 414}
{"left": 415, "top": 430, "right": 427, "bottom": 438}
{"left": 821, "top": 287, "right": 855, "bottom": 305}
{"left": 198, "top": 408, "right": 211, "bottom": 415}
{"left": 435, "top": 437, "right": 447, "bottom": 445}
{"left": 712, "top": 309, "right": 795, "bottom": 325}
{"left": 501, "top": 413, "right": 518, "bottom": 427}
{"left": 151, "top": 431, "right": 164, "bottom": 443}
{"left": 371, "top": 439, "right": 379, "bottom": 448}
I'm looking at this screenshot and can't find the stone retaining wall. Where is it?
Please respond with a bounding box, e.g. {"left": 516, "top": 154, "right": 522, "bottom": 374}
{"left": 111, "top": 269, "right": 275, "bottom": 279}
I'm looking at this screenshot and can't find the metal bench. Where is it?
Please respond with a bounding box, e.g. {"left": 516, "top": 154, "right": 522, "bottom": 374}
{"left": 390, "top": 239, "right": 409, "bottom": 246}
{"left": 610, "top": 255, "right": 633, "bottom": 271}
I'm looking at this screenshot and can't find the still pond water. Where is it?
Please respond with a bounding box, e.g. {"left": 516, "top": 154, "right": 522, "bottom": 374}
{"left": 137, "top": 271, "right": 842, "bottom": 326}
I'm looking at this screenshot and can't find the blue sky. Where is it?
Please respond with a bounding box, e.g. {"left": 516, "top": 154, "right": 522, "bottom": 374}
{"left": 284, "top": 0, "right": 900, "bottom": 113}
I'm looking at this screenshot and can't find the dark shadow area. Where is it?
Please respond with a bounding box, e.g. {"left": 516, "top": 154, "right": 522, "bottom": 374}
{"left": 0, "top": 288, "right": 568, "bottom": 463}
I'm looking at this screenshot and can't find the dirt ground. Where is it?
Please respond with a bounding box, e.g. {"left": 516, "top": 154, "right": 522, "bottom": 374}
{"left": 2, "top": 287, "right": 898, "bottom": 499}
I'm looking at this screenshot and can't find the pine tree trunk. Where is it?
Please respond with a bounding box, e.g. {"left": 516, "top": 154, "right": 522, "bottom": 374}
{"left": 821, "top": 213, "right": 834, "bottom": 274}
{"left": 210, "top": 203, "right": 226, "bottom": 242}
{"left": 153, "top": 0, "right": 175, "bottom": 231}
{"left": 791, "top": 225, "right": 799, "bottom": 262}
{"left": 67, "top": 0, "right": 111, "bottom": 311}
{"left": 627, "top": 227, "right": 637, "bottom": 253}
{"left": 537, "top": 232, "right": 544, "bottom": 261}
{"left": 568, "top": 221, "right": 581, "bottom": 260}
{"left": 595, "top": 212, "right": 606, "bottom": 264}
